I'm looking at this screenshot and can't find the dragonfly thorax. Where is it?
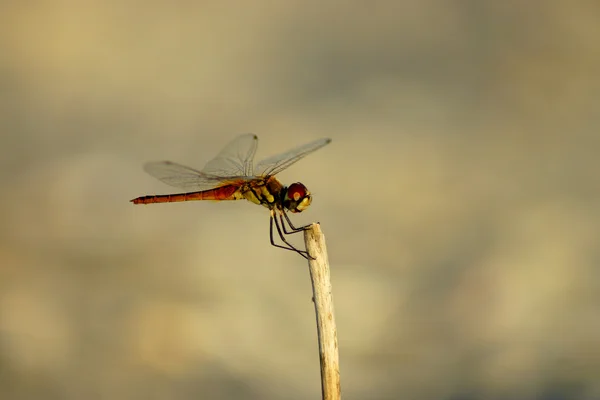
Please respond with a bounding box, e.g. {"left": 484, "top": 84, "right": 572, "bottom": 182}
{"left": 239, "top": 175, "right": 284, "bottom": 209}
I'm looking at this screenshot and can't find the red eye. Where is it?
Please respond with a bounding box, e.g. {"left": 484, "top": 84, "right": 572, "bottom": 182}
{"left": 288, "top": 183, "right": 307, "bottom": 201}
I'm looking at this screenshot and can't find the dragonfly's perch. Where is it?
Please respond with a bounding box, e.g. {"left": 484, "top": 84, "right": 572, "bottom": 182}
{"left": 304, "top": 224, "right": 341, "bottom": 400}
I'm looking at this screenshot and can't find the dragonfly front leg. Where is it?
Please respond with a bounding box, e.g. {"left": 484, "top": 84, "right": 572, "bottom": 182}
{"left": 280, "top": 210, "right": 311, "bottom": 234}
{"left": 269, "top": 211, "right": 311, "bottom": 260}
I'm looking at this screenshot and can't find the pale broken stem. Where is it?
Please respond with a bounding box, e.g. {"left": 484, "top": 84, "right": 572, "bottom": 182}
{"left": 304, "top": 223, "right": 341, "bottom": 400}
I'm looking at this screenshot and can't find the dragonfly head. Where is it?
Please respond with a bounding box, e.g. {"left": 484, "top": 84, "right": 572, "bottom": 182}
{"left": 283, "top": 182, "right": 312, "bottom": 213}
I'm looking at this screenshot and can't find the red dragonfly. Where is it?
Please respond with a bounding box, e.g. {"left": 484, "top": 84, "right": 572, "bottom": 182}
{"left": 131, "top": 134, "right": 331, "bottom": 258}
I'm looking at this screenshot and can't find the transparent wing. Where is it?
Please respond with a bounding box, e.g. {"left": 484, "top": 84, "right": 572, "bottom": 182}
{"left": 255, "top": 137, "right": 332, "bottom": 177}
{"left": 143, "top": 161, "right": 231, "bottom": 191}
{"left": 142, "top": 134, "right": 259, "bottom": 191}
{"left": 201, "top": 133, "right": 258, "bottom": 177}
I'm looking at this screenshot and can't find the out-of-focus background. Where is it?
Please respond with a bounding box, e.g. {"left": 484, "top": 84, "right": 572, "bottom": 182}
{"left": 1, "top": 1, "right": 599, "bottom": 399}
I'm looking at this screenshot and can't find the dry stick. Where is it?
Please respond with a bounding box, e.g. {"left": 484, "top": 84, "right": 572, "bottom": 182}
{"left": 304, "top": 223, "right": 341, "bottom": 400}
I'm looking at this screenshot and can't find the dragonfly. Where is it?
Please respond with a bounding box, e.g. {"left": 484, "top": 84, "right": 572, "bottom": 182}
{"left": 131, "top": 133, "right": 331, "bottom": 259}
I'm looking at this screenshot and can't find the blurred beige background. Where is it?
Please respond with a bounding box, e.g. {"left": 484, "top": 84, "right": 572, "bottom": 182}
{"left": 1, "top": 1, "right": 599, "bottom": 399}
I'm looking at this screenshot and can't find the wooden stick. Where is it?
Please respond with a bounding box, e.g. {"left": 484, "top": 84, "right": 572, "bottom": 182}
{"left": 304, "top": 223, "right": 341, "bottom": 400}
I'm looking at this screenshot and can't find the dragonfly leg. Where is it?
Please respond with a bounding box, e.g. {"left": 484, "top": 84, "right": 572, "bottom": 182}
{"left": 279, "top": 213, "right": 303, "bottom": 235}
{"left": 281, "top": 211, "right": 311, "bottom": 233}
{"left": 269, "top": 211, "right": 312, "bottom": 260}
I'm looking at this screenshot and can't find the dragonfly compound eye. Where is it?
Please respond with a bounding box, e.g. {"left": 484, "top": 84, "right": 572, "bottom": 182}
{"left": 285, "top": 182, "right": 312, "bottom": 213}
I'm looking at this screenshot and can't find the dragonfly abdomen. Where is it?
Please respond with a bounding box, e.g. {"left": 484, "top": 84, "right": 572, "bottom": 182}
{"left": 131, "top": 185, "right": 241, "bottom": 204}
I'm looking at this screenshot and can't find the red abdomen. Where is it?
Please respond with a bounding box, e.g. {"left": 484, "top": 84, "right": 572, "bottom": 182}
{"left": 131, "top": 185, "right": 240, "bottom": 204}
